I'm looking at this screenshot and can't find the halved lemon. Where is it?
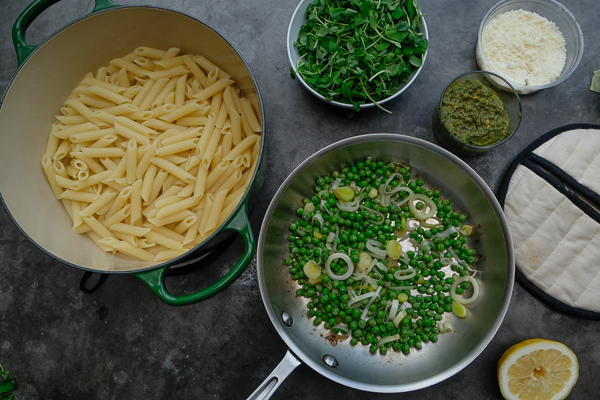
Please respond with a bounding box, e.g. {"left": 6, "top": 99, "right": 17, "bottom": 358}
{"left": 498, "top": 339, "right": 578, "bottom": 400}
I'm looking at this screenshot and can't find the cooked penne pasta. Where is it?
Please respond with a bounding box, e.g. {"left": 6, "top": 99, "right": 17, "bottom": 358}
{"left": 41, "top": 47, "right": 262, "bottom": 262}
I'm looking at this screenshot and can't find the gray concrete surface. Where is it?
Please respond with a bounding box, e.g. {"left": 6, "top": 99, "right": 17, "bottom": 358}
{"left": 0, "top": 0, "right": 599, "bottom": 398}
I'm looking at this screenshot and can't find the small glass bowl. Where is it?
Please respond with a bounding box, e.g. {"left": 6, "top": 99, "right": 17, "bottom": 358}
{"left": 432, "top": 71, "right": 522, "bottom": 156}
{"left": 476, "top": 0, "right": 584, "bottom": 95}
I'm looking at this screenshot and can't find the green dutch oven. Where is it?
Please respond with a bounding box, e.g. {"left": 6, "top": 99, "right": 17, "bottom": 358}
{"left": 0, "top": 0, "right": 265, "bottom": 305}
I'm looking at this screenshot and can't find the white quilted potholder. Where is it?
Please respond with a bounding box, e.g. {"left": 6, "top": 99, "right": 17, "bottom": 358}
{"left": 503, "top": 129, "right": 600, "bottom": 313}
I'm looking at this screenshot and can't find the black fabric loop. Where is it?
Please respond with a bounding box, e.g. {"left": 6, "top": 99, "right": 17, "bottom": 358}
{"left": 497, "top": 123, "right": 600, "bottom": 321}
{"left": 526, "top": 152, "right": 600, "bottom": 209}
{"left": 521, "top": 157, "right": 600, "bottom": 225}
{"left": 79, "top": 271, "right": 109, "bottom": 294}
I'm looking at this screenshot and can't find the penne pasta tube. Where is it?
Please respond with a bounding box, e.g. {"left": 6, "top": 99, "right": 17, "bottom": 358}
{"left": 140, "top": 164, "right": 158, "bottom": 202}
{"left": 161, "top": 127, "right": 202, "bottom": 146}
{"left": 117, "top": 66, "right": 130, "bottom": 88}
{"left": 54, "top": 160, "right": 70, "bottom": 178}
{"left": 142, "top": 118, "right": 186, "bottom": 132}
{"left": 144, "top": 230, "right": 183, "bottom": 251}
{"left": 106, "top": 186, "right": 132, "bottom": 219}
{"left": 151, "top": 104, "right": 176, "bottom": 119}
{"left": 159, "top": 100, "right": 203, "bottom": 123}
{"left": 175, "top": 74, "right": 187, "bottom": 108}
{"left": 81, "top": 147, "right": 125, "bottom": 158}
{"left": 134, "top": 46, "right": 166, "bottom": 59}
{"left": 131, "top": 79, "right": 154, "bottom": 107}
{"left": 69, "top": 127, "right": 117, "bottom": 143}
{"left": 147, "top": 65, "right": 190, "bottom": 81}
{"left": 202, "top": 127, "right": 222, "bottom": 170}
{"left": 87, "top": 85, "right": 132, "bottom": 105}
{"left": 81, "top": 77, "right": 127, "bottom": 93}
{"left": 194, "top": 78, "right": 233, "bottom": 102}
{"left": 80, "top": 189, "right": 117, "bottom": 217}
{"left": 112, "top": 241, "right": 155, "bottom": 262}
{"left": 193, "top": 55, "right": 231, "bottom": 79}
{"left": 151, "top": 77, "right": 178, "bottom": 109}
{"left": 138, "top": 78, "right": 169, "bottom": 111}
{"left": 110, "top": 58, "right": 149, "bottom": 77}
{"left": 154, "top": 55, "right": 185, "bottom": 69}
{"left": 154, "top": 249, "right": 188, "bottom": 262}
{"left": 102, "top": 204, "right": 131, "bottom": 228}
{"left": 65, "top": 99, "right": 108, "bottom": 127}
{"left": 150, "top": 157, "right": 196, "bottom": 184}
{"left": 122, "top": 85, "right": 142, "bottom": 100}
{"left": 228, "top": 107, "right": 242, "bottom": 146}
{"left": 205, "top": 189, "right": 228, "bottom": 233}
{"left": 147, "top": 210, "right": 195, "bottom": 227}
{"left": 114, "top": 121, "right": 150, "bottom": 145}
{"left": 42, "top": 155, "right": 64, "bottom": 198}
{"left": 156, "top": 196, "right": 198, "bottom": 220}
{"left": 240, "top": 97, "right": 262, "bottom": 132}
{"left": 146, "top": 225, "right": 185, "bottom": 242}
{"left": 130, "top": 179, "right": 143, "bottom": 225}
{"left": 87, "top": 231, "right": 115, "bottom": 252}
{"left": 55, "top": 115, "right": 88, "bottom": 125}
{"left": 125, "top": 139, "right": 138, "bottom": 184}
{"left": 54, "top": 122, "right": 99, "bottom": 140}
{"left": 156, "top": 138, "right": 199, "bottom": 157}
{"left": 82, "top": 215, "right": 117, "bottom": 239}
{"left": 197, "top": 193, "right": 214, "bottom": 236}
{"left": 222, "top": 134, "right": 260, "bottom": 162}
{"left": 109, "top": 223, "right": 151, "bottom": 237}
{"left": 183, "top": 54, "right": 207, "bottom": 87}
{"left": 60, "top": 189, "right": 99, "bottom": 203}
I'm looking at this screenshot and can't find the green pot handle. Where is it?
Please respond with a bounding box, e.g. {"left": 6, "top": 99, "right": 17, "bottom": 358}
{"left": 12, "top": 0, "right": 119, "bottom": 65}
{"left": 135, "top": 200, "right": 256, "bottom": 305}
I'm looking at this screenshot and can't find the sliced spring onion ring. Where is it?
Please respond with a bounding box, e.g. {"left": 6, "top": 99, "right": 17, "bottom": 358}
{"left": 320, "top": 200, "right": 332, "bottom": 216}
{"left": 336, "top": 194, "right": 363, "bottom": 212}
{"left": 366, "top": 239, "right": 387, "bottom": 258}
{"left": 390, "top": 186, "right": 414, "bottom": 207}
{"left": 392, "top": 310, "right": 407, "bottom": 328}
{"left": 325, "top": 252, "right": 354, "bottom": 281}
{"left": 394, "top": 268, "right": 416, "bottom": 281}
{"left": 347, "top": 290, "right": 377, "bottom": 309}
{"left": 438, "top": 321, "right": 454, "bottom": 333}
{"left": 303, "top": 260, "right": 322, "bottom": 280}
{"left": 432, "top": 226, "right": 457, "bottom": 239}
{"left": 452, "top": 301, "right": 467, "bottom": 318}
{"left": 331, "top": 324, "right": 350, "bottom": 336}
{"left": 450, "top": 275, "right": 480, "bottom": 304}
{"left": 458, "top": 224, "right": 474, "bottom": 236}
{"left": 311, "top": 212, "right": 324, "bottom": 228}
{"left": 377, "top": 333, "right": 400, "bottom": 347}
{"left": 330, "top": 178, "right": 342, "bottom": 192}
{"left": 361, "top": 286, "right": 382, "bottom": 320}
{"left": 420, "top": 217, "right": 442, "bottom": 228}
{"left": 408, "top": 193, "right": 437, "bottom": 220}
{"left": 388, "top": 299, "right": 399, "bottom": 322}
{"left": 303, "top": 202, "right": 315, "bottom": 213}
{"left": 359, "top": 205, "right": 384, "bottom": 225}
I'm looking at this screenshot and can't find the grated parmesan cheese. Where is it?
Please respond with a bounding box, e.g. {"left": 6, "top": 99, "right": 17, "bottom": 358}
{"left": 477, "top": 9, "right": 566, "bottom": 90}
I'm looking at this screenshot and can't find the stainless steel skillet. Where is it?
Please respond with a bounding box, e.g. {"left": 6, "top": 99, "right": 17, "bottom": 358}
{"left": 249, "top": 134, "right": 514, "bottom": 398}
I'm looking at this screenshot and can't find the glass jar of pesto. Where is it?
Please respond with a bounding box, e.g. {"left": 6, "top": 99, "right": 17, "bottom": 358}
{"left": 432, "top": 71, "right": 522, "bottom": 156}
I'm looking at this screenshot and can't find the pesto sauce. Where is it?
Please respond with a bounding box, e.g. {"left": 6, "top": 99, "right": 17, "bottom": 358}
{"left": 440, "top": 79, "right": 510, "bottom": 147}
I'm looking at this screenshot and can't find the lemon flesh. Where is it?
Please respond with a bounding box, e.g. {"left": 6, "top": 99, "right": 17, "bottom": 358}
{"left": 498, "top": 339, "right": 578, "bottom": 400}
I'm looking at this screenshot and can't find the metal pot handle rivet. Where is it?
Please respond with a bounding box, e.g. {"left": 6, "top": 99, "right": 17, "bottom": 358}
{"left": 322, "top": 354, "right": 339, "bottom": 368}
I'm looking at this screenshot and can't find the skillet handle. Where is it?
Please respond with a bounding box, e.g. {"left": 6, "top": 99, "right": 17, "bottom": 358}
{"left": 247, "top": 350, "right": 302, "bottom": 400}
{"left": 12, "top": 0, "right": 119, "bottom": 65}
{"left": 135, "top": 200, "right": 256, "bottom": 305}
